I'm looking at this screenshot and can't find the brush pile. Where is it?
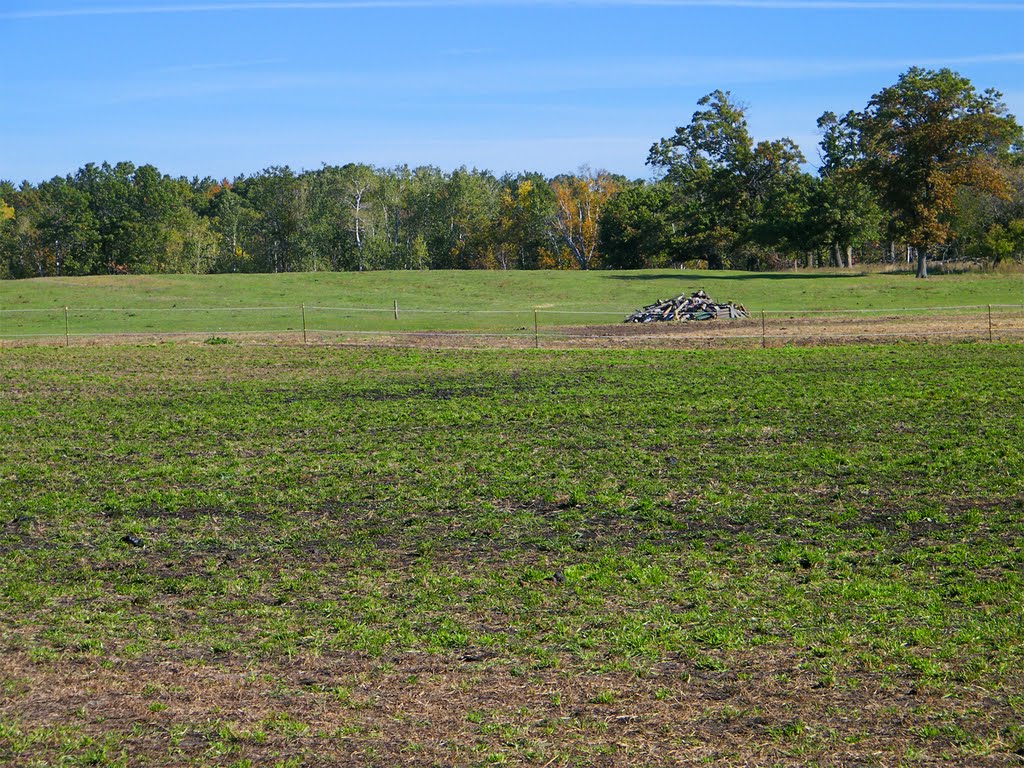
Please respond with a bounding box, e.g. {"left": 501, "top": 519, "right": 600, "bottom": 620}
{"left": 625, "top": 290, "right": 748, "bottom": 323}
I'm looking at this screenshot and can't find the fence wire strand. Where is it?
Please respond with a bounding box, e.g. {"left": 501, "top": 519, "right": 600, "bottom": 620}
{"left": 1, "top": 301, "right": 1023, "bottom": 348}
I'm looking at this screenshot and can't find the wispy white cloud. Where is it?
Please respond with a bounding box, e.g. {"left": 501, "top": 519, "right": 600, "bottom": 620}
{"left": 441, "top": 48, "right": 495, "bottom": 56}
{"left": 42, "top": 49, "right": 1024, "bottom": 107}
{"left": 711, "top": 51, "right": 1024, "bottom": 81}
{"left": 152, "top": 58, "right": 288, "bottom": 74}
{"left": 421, "top": 51, "right": 1024, "bottom": 93}
{"left": 96, "top": 72, "right": 337, "bottom": 103}
{"left": 5, "top": 0, "right": 1024, "bottom": 19}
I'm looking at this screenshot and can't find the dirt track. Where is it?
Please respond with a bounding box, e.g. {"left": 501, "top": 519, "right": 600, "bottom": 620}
{"left": 4, "top": 308, "right": 1023, "bottom": 349}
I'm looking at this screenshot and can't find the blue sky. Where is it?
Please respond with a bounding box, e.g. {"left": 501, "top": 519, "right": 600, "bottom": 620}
{"left": 3, "top": 1, "right": 1023, "bottom": 183}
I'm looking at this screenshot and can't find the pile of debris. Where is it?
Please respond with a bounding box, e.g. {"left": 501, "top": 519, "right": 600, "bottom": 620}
{"left": 625, "top": 290, "right": 748, "bottom": 323}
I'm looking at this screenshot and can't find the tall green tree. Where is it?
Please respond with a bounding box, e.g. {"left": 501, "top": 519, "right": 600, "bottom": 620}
{"left": 744, "top": 139, "right": 813, "bottom": 267}
{"left": 598, "top": 182, "right": 675, "bottom": 269}
{"left": 840, "top": 67, "right": 1023, "bottom": 277}
{"left": 749, "top": 171, "right": 822, "bottom": 267}
{"left": 813, "top": 111, "right": 886, "bottom": 268}
{"left": 71, "top": 162, "right": 138, "bottom": 273}
{"left": 648, "top": 90, "right": 807, "bottom": 268}
{"left": 240, "top": 167, "right": 309, "bottom": 273}
{"left": 34, "top": 177, "right": 101, "bottom": 275}
{"left": 124, "top": 164, "right": 194, "bottom": 273}
{"left": 647, "top": 91, "right": 751, "bottom": 268}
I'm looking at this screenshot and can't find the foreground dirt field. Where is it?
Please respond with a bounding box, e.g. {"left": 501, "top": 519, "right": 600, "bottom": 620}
{"left": 2, "top": 344, "right": 1022, "bottom": 766}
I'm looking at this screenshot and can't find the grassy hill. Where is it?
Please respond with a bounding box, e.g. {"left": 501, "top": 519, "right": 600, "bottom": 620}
{"left": 2, "top": 268, "right": 1022, "bottom": 339}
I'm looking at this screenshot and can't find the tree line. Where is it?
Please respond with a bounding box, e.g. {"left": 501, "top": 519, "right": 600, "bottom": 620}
{"left": 2, "top": 67, "right": 1022, "bottom": 280}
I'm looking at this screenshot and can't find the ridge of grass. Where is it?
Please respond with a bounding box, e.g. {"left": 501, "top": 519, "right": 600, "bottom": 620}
{"left": 1, "top": 268, "right": 1023, "bottom": 338}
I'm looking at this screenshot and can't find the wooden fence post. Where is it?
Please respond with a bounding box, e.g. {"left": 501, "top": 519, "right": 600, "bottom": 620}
{"left": 301, "top": 304, "right": 307, "bottom": 344}
{"left": 761, "top": 309, "right": 766, "bottom": 349}
{"left": 988, "top": 304, "right": 993, "bottom": 343}
{"left": 534, "top": 309, "right": 539, "bottom": 349}
{"left": 64, "top": 306, "right": 70, "bottom": 348}
{"left": 394, "top": 300, "right": 399, "bottom": 321}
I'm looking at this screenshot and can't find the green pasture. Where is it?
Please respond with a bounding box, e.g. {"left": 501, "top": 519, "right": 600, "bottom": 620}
{"left": 1, "top": 342, "right": 1023, "bottom": 765}
{"left": 1, "top": 268, "right": 1022, "bottom": 339}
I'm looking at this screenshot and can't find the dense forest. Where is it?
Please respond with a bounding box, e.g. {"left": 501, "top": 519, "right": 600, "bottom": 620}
{"left": 3, "top": 67, "right": 1022, "bottom": 280}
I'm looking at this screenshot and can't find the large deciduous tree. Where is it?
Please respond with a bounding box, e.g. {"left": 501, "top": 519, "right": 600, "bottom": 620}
{"left": 840, "top": 67, "right": 1023, "bottom": 277}
{"left": 648, "top": 90, "right": 808, "bottom": 269}
{"left": 598, "top": 182, "right": 675, "bottom": 269}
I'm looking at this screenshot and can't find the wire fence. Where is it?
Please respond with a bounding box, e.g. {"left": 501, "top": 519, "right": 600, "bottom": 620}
{"left": 1, "top": 301, "right": 1023, "bottom": 349}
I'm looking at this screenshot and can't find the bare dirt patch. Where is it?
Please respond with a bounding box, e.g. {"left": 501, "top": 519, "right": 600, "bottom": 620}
{"left": 2, "top": 646, "right": 1020, "bottom": 766}
{"left": 4, "top": 308, "right": 1023, "bottom": 350}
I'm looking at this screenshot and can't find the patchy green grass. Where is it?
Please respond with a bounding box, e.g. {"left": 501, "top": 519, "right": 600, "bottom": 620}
{"left": 1, "top": 342, "right": 1023, "bottom": 765}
